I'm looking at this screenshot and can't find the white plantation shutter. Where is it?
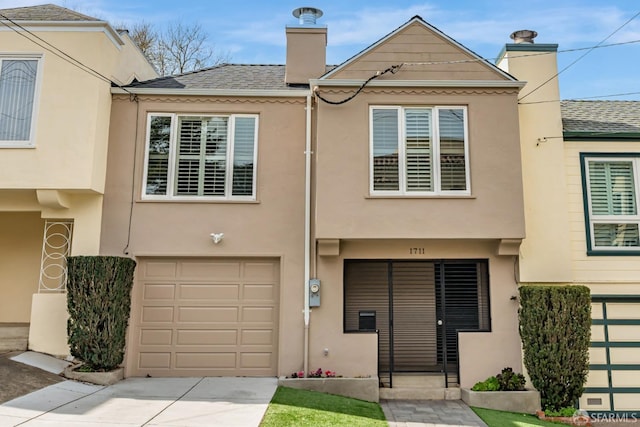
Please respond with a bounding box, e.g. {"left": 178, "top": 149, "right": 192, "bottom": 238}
{"left": 372, "top": 109, "right": 400, "bottom": 191}
{"left": 176, "top": 117, "right": 228, "bottom": 196}
{"left": 0, "top": 59, "right": 38, "bottom": 142}
{"left": 587, "top": 159, "right": 640, "bottom": 249}
{"left": 438, "top": 109, "right": 467, "bottom": 191}
{"left": 589, "top": 161, "right": 636, "bottom": 216}
{"left": 232, "top": 117, "right": 256, "bottom": 196}
{"left": 405, "top": 109, "right": 433, "bottom": 192}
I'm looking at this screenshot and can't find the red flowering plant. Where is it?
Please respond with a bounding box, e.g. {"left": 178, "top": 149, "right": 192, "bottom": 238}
{"left": 288, "top": 368, "right": 339, "bottom": 378}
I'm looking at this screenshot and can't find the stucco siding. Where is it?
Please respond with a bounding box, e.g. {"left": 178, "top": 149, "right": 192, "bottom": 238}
{"left": 564, "top": 141, "right": 640, "bottom": 283}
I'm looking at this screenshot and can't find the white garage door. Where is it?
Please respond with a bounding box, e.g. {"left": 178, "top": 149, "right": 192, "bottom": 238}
{"left": 127, "top": 258, "right": 279, "bottom": 377}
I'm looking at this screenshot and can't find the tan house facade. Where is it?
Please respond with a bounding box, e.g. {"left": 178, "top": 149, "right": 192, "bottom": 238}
{"left": 498, "top": 36, "right": 640, "bottom": 415}
{"left": 101, "top": 11, "right": 526, "bottom": 391}
{"left": 0, "top": 4, "right": 156, "bottom": 355}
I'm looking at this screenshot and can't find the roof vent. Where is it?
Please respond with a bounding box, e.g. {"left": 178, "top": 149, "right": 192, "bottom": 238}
{"left": 510, "top": 29, "right": 537, "bottom": 44}
{"left": 293, "top": 7, "right": 323, "bottom": 25}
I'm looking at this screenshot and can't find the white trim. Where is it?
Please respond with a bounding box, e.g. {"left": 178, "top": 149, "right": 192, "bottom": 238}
{"left": 112, "top": 87, "right": 311, "bottom": 97}
{"left": 369, "top": 105, "right": 471, "bottom": 197}
{"left": 320, "top": 17, "right": 517, "bottom": 82}
{"left": 142, "top": 112, "right": 259, "bottom": 201}
{"left": 0, "top": 54, "right": 43, "bottom": 148}
{"left": 0, "top": 21, "right": 123, "bottom": 49}
{"left": 311, "top": 79, "right": 525, "bottom": 88}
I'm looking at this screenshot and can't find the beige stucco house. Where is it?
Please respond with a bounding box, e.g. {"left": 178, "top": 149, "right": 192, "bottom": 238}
{"left": 101, "top": 9, "right": 527, "bottom": 395}
{"left": 0, "top": 4, "right": 156, "bottom": 355}
{"left": 498, "top": 34, "right": 640, "bottom": 415}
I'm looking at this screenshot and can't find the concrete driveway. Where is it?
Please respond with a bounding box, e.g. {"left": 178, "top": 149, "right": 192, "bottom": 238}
{"left": 0, "top": 377, "right": 277, "bottom": 426}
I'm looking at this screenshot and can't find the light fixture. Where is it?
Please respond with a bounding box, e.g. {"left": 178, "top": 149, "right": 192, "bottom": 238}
{"left": 210, "top": 233, "right": 224, "bottom": 244}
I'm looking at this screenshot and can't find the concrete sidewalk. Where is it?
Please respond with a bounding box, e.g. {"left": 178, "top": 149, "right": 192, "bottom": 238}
{"left": 0, "top": 377, "right": 277, "bottom": 426}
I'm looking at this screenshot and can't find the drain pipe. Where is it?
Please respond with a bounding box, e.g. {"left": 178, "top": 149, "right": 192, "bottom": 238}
{"left": 303, "top": 93, "right": 312, "bottom": 377}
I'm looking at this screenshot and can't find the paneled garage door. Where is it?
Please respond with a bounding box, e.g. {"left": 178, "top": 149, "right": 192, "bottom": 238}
{"left": 127, "top": 258, "right": 280, "bottom": 377}
{"left": 582, "top": 296, "right": 640, "bottom": 416}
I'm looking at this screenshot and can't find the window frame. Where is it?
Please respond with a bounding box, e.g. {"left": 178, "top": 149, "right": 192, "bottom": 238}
{"left": 142, "top": 112, "right": 259, "bottom": 201}
{"left": 581, "top": 153, "right": 640, "bottom": 255}
{"left": 369, "top": 105, "right": 470, "bottom": 196}
{"left": 0, "top": 54, "right": 43, "bottom": 148}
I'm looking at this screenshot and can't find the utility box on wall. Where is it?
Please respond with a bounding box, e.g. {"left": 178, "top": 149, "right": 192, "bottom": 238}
{"left": 309, "top": 279, "right": 320, "bottom": 307}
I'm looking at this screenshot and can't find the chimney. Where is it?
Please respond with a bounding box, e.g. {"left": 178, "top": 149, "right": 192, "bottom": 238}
{"left": 510, "top": 29, "right": 537, "bottom": 44}
{"left": 285, "top": 7, "right": 327, "bottom": 85}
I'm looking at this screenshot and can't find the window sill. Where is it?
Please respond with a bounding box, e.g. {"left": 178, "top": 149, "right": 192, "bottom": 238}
{"left": 139, "top": 198, "right": 260, "bottom": 204}
{"left": 587, "top": 249, "right": 640, "bottom": 256}
{"left": 365, "top": 194, "right": 476, "bottom": 199}
{"left": 0, "top": 143, "right": 35, "bottom": 148}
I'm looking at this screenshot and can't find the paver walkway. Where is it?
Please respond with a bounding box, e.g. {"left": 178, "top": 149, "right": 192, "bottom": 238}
{"left": 381, "top": 399, "right": 487, "bottom": 427}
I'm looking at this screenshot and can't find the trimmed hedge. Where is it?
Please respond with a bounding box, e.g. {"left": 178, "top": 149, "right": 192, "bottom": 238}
{"left": 519, "top": 285, "right": 591, "bottom": 411}
{"left": 67, "top": 256, "right": 136, "bottom": 371}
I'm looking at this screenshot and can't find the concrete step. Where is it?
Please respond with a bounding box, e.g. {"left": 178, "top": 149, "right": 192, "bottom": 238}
{"left": 391, "top": 374, "right": 445, "bottom": 388}
{"left": 0, "top": 323, "right": 29, "bottom": 352}
{"left": 379, "top": 386, "right": 461, "bottom": 400}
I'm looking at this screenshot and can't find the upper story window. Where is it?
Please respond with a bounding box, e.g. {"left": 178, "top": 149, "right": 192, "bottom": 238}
{"left": 0, "top": 57, "right": 40, "bottom": 146}
{"left": 583, "top": 154, "right": 640, "bottom": 254}
{"left": 370, "top": 106, "right": 469, "bottom": 196}
{"left": 143, "top": 113, "right": 258, "bottom": 200}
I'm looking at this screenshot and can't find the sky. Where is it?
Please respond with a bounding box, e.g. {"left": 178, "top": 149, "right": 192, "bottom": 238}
{"left": 2, "top": 0, "right": 639, "bottom": 100}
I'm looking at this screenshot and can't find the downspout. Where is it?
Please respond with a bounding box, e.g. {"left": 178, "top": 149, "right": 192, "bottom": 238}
{"left": 303, "top": 93, "right": 312, "bottom": 377}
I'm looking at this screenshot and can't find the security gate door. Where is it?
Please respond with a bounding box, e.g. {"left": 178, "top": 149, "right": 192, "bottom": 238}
{"left": 344, "top": 260, "right": 490, "bottom": 387}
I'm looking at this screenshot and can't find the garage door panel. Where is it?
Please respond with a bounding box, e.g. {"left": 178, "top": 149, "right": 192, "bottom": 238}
{"left": 241, "top": 330, "right": 273, "bottom": 345}
{"left": 180, "top": 261, "right": 241, "bottom": 280}
{"left": 144, "top": 284, "right": 176, "bottom": 300}
{"left": 240, "top": 353, "right": 272, "bottom": 368}
{"left": 243, "top": 284, "right": 276, "bottom": 301}
{"left": 140, "top": 329, "right": 173, "bottom": 345}
{"left": 242, "top": 307, "right": 274, "bottom": 322}
{"left": 244, "top": 262, "right": 278, "bottom": 281}
{"left": 139, "top": 352, "right": 172, "bottom": 369}
{"left": 610, "top": 347, "right": 640, "bottom": 364}
{"left": 177, "top": 329, "right": 237, "bottom": 345}
{"left": 178, "top": 306, "right": 239, "bottom": 323}
{"left": 129, "top": 258, "right": 279, "bottom": 377}
{"left": 144, "top": 262, "right": 177, "bottom": 278}
{"left": 176, "top": 352, "right": 237, "bottom": 369}
{"left": 142, "top": 306, "right": 174, "bottom": 323}
{"left": 178, "top": 284, "right": 240, "bottom": 300}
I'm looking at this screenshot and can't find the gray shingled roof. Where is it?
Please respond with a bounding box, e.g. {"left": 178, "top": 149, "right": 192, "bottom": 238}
{"left": 126, "top": 64, "right": 337, "bottom": 91}
{"left": 0, "top": 4, "right": 99, "bottom": 21}
{"left": 561, "top": 100, "right": 640, "bottom": 134}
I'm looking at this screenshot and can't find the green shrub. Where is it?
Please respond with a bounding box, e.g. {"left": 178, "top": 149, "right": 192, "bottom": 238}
{"left": 519, "top": 285, "right": 591, "bottom": 411}
{"left": 545, "top": 407, "right": 578, "bottom": 417}
{"left": 472, "top": 376, "right": 500, "bottom": 391}
{"left": 496, "top": 367, "right": 526, "bottom": 391}
{"left": 66, "top": 256, "right": 136, "bottom": 371}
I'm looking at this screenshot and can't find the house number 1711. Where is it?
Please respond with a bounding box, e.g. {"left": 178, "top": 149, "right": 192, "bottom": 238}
{"left": 409, "top": 248, "right": 425, "bottom": 255}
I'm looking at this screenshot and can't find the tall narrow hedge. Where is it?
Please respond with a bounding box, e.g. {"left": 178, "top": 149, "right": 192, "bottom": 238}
{"left": 67, "top": 256, "right": 136, "bottom": 371}
{"left": 519, "top": 285, "right": 591, "bottom": 411}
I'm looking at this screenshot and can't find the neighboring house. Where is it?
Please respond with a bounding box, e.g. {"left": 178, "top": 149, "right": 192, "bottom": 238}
{"left": 498, "top": 36, "right": 640, "bottom": 415}
{"left": 0, "top": 4, "right": 157, "bottom": 355}
{"left": 101, "top": 8, "right": 526, "bottom": 393}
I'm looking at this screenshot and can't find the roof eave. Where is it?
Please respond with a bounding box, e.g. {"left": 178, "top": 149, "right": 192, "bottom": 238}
{"left": 111, "top": 87, "right": 311, "bottom": 97}
{"left": 0, "top": 20, "right": 124, "bottom": 46}
{"left": 563, "top": 131, "right": 640, "bottom": 141}
{"left": 310, "top": 79, "right": 526, "bottom": 88}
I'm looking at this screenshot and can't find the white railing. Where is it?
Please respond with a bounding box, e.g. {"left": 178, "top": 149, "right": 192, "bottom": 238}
{"left": 39, "top": 220, "right": 73, "bottom": 292}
